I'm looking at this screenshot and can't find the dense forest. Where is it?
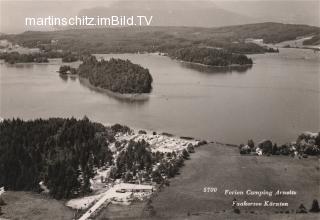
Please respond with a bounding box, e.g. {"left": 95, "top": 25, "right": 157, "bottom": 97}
{"left": 77, "top": 56, "right": 153, "bottom": 94}
{"left": 170, "top": 47, "right": 253, "bottom": 66}
{"left": 0, "top": 117, "right": 114, "bottom": 199}
{"left": 2, "top": 23, "right": 317, "bottom": 55}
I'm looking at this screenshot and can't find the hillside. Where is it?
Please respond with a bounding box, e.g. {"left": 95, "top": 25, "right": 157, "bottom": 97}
{"left": 2, "top": 23, "right": 319, "bottom": 54}
{"left": 303, "top": 34, "right": 320, "bottom": 46}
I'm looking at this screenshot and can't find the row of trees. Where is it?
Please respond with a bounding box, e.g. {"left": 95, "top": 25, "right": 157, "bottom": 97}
{"left": 170, "top": 47, "right": 253, "bottom": 66}
{"left": 77, "top": 56, "right": 153, "bottom": 94}
{"left": 0, "top": 117, "right": 113, "bottom": 199}
{"left": 59, "top": 65, "right": 77, "bottom": 75}
{"left": 240, "top": 132, "right": 320, "bottom": 156}
{"left": 61, "top": 52, "right": 79, "bottom": 62}
{"left": 0, "top": 51, "right": 79, "bottom": 64}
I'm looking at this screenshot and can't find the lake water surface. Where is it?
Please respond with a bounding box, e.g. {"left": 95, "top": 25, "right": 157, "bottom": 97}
{"left": 0, "top": 48, "right": 319, "bottom": 144}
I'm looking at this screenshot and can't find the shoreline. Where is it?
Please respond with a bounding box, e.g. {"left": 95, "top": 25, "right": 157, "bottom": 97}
{"left": 176, "top": 59, "right": 253, "bottom": 68}
{"left": 78, "top": 77, "right": 150, "bottom": 102}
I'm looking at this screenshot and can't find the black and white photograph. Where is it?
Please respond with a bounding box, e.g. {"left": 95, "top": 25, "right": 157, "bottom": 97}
{"left": 0, "top": 0, "right": 319, "bottom": 219}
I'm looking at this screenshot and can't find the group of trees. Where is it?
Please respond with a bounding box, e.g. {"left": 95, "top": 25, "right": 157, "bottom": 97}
{"left": 0, "top": 50, "right": 79, "bottom": 64}
{"left": 59, "top": 65, "right": 77, "bottom": 75}
{"left": 297, "top": 200, "right": 320, "bottom": 213}
{"left": 77, "top": 56, "right": 153, "bottom": 94}
{"left": 0, "top": 117, "right": 113, "bottom": 199}
{"left": 239, "top": 132, "right": 320, "bottom": 156}
{"left": 114, "top": 140, "right": 153, "bottom": 180}
{"left": 108, "top": 138, "right": 191, "bottom": 185}
{"left": 61, "top": 52, "right": 79, "bottom": 62}
{"left": 170, "top": 47, "right": 253, "bottom": 67}
{"left": 0, "top": 52, "right": 48, "bottom": 64}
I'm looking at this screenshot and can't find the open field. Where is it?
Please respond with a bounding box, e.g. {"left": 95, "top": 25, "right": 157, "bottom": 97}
{"left": 95, "top": 202, "right": 147, "bottom": 220}
{"left": 0, "top": 191, "right": 75, "bottom": 220}
{"left": 94, "top": 143, "right": 320, "bottom": 220}
{"left": 146, "top": 143, "right": 320, "bottom": 219}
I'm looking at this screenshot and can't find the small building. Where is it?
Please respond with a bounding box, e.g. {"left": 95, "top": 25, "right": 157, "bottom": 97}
{"left": 115, "top": 183, "right": 154, "bottom": 193}
{"left": 0, "top": 187, "right": 5, "bottom": 196}
{"left": 0, "top": 39, "right": 12, "bottom": 48}
{"left": 245, "top": 38, "right": 264, "bottom": 44}
{"left": 51, "top": 39, "right": 58, "bottom": 45}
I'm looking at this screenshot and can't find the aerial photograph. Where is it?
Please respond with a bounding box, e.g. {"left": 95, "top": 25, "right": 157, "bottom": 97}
{"left": 0, "top": 0, "right": 319, "bottom": 219}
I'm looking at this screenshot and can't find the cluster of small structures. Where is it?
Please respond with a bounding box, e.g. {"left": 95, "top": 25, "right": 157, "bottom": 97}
{"left": 0, "top": 40, "right": 79, "bottom": 64}
{"left": 115, "top": 129, "right": 205, "bottom": 153}
{"left": 65, "top": 125, "right": 207, "bottom": 220}
{"left": 239, "top": 132, "right": 320, "bottom": 157}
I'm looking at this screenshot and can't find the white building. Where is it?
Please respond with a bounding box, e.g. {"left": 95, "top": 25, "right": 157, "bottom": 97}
{"left": 245, "top": 38, "right": 264, "bottom": 44}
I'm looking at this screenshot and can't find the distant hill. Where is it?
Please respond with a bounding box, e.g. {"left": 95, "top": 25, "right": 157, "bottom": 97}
{"left": 78, "top": 0, "right": 253, "bottom": 27}
{"left": 0, "top": 0, "right": 318, "bottom": 34}
{"left": 78, "top": 0, "right": 320, "bottom": 28}
{"left": 216, "top": 0, "right": 320, "bottom": 27}
{"left": 2, "top": 23, "right": 319, "bottom": 54}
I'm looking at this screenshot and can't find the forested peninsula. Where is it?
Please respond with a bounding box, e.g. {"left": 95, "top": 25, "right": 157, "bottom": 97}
{"left": 169, "top": 47, "right": 253, "bottom": 66}
{"left": 77, "top": 56, "right": 153, "bottom": 94}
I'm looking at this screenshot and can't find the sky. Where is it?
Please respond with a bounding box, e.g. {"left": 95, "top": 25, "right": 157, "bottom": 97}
{"left": 0, "top": 0, "right": 319, "bottom": 33}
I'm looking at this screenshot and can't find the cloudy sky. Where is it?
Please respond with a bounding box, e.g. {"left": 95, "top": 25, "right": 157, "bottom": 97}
{"left": 0, "top": 0, "right": 319, "bottom": 33}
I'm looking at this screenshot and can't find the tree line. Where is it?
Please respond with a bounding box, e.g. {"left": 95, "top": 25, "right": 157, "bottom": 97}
{"left": 0, "top": 51, "right": 78, "bottom": 64}
{"left": 239, "top": 133, "right": 320, "bottom": 156}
